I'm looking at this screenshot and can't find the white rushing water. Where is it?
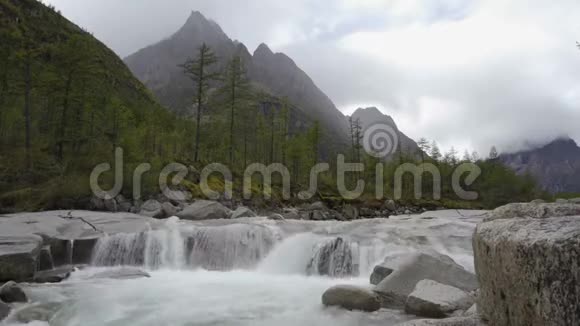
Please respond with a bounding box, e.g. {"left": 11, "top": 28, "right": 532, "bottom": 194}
{"left": 4, "top": 210, "right": 485, "bottom": 326}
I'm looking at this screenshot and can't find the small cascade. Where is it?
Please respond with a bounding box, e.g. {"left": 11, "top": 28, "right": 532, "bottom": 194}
{"left": 67, "top": 240, "right": 75, "bottom": 265}
{"left": 187, "top": 223, "right": 277, "bottom": 270}
{"left": 306, "top": 237, "right": 357, "bottom": 277}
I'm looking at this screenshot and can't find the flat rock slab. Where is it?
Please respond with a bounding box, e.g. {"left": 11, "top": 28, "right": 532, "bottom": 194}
{"left": 474, "top": 215, "right": 580, "bottom": 326}
{"left": 0, "top": 235, "right": 43, "bottom": 282}
{"left": 405, "top": 280, "right": 474, "bottom": 318}
{"left": 396, "top": 316, "right": 484, "bottom": 326}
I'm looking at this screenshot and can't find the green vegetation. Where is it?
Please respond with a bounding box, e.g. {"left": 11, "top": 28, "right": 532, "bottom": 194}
{"left": 0, "top": 0, "right": 546, "bottom": 212}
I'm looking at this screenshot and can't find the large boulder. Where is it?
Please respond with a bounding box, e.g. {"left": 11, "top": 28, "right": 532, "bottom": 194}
{"left": 474, "top": 203, "right": 580, "bottom": 326}
{"left": 405, "top": 280, "right": 474, "bottom": 318}
{"left": 0, "top": 281, "right": 27, "bottom": 303}
{"left": 33, "top": 266, "right": 74, "bottom": 283}
{"left": 139, "top": 199, "right": 164, "bottom": 218}
{"left": 176, "top": 200, "right": 231, "bottom": 220}
{"left": 231, "top": 207, "right": 257, "bottom": 219}
{"left": 486, "top": 202, "right": 580, "bottom": 221}
{"left": 90, "top": 267, "right": 151, "bottom": 280}
{"left": 371, "top": 251, "right": 459, "bottom": 286}
{"left": 0, "top": 235, "right": 43, "bottom": 282}
{"left": 374, "top": 252, "right": 477, "bottom": 308}
{"left": 307, "top": 237, "right": 355, "bottom": 277}
{"left": 322, "top": 285, "right": 381, "bottom": 312}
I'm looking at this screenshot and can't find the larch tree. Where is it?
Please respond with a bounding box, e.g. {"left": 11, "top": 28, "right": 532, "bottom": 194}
{"left": 181, "top": 43, "right": 220, "bottom": 162}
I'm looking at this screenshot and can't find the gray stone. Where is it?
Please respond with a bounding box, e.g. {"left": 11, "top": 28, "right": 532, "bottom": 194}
{"left": 267, "top": 213, "right": 285, "bottom": 221}
{"left": 116, "top": 195, "right": 132, "bottom": 212}
{"left": 395, "top": 316, "right": 483, "bottom": 326}
{"left": 33, "top": 266, "right": 74, "bottom": 283}
{"left": 384, "top": 199, "right": 397, "bottom": 211}
{"left": 370, "top": 263, "right": 394, "bottom": 285}
{"left": 464, "top": 304, "right": 477, "bottom": 316}
{"left": 231, "top": 207, "right": 257, "bottom": 219}
{"left": 0, "top": 235, "right": 43, "bottom": 282}
{"left": 405, "top": 280, "right": 474, "bottom": 318}
{"left": 486, "top": 202, "right": 580, "bottom": 221}
{"left": 307, "top": 237, "right": 355, "bottom": 277}
{"left": 473, "top": 214, "right": 580, "bottom": 326}
{"left": 569, "top": 197, "right": 580, "bottom": 204}
{"left": 374, "top": 252, "right": 478, "bottom": 308}
{"left": 89, "top": 197, "right": 105, "bottom": 211}
{"left": 103, "top": 198, "right": 118, "bottom": 212}
{"left": 555, "top": 198, "right": 569, "bottom": 204}
{"left": 176, "top": 200, "right": 231, "bottom": 220}
{"left": 307, "top": 201, "right": 327, "bottom": 211}
{"left": 342, "top": 205, "right": 359, "bottom": 220}
{"left": 322, "top": 285, "right": 381, "bottom": 312}
{"left": 0, "top": 281, "right": 27, "bottom": 303}
{"left": 38, "top": 245, "right": 54, "bottom": 271}
{"left": 530, "top": 199, "right": 546, "bottom": 204}
{"left": 161, "top": 202, "right": 179, "bottom": 218}
{"left": 0, "top": 301, "right": 10, "bottom": 321}
{"left": 139, "top": 199, "right": 164, "bottom": 218}
{"left": 310, "top": 210, "right": 330, "bottom": 221}
{"left": 282, "top": 208, "right": 300, "bottom": 220}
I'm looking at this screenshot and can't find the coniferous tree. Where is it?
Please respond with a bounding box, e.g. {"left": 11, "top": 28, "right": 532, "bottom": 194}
{"left": 181, "top": 43, "right": 220, "bottom": 162}
{"left": 430, "top": 141, "right": 441, "bottom": 161}
{"left": 489, "top": 146, "right": 499, "bottom": 159}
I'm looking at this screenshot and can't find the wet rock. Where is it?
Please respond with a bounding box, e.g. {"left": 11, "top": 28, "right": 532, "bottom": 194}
{"left": 464, "top": 304, "right": 477, "bottom": 316}
{"left": 322, "top": 285, "right": 381, "bottom": 312}
{"left": 374, "top": 252, "right": 477, "bottom": 308}
{"left": 395, "top": 316, "right": 483, "bottom": 326}
{"left": 307, "top": 237, "right": 355, "bottom": 277}
{"left": 267, "top": 213, "right": 285, "bottom": 221}
{"left": 33, "top": 266, "right": 74, "bottom": 283}
{"left": 0, "top": 281, "right": 27, "bottom": 303}
{"left": 474, "top": 210, "right": 580, "bottom": 326}
{"left": 530, "top": 199, "right": 546, "bottom": 204}
{"left": 370, "top": 263, "right": 394, "bottom": 285}
{"left": 89, "top": 196, "right": 105, "bottom": 211}
{"left": 486, "top": 202, "right": 580, "bottom": 221}
{"left": 139, "top": 199, "right": 164, "bottom": 218}
{"left": 231, "top": 207, "right": 257, "bottom": 219}
{"left": 176, "top": 200, "right": 231, "bottom": 220}
{"left": 38, "top": 245, "right": 55, "bottom": 271}
{"left": 405, "top": 280, "right": 474, "bottom": 318}
{"left": 555, "top": 198, "right": 569, "bottom": 204}
{"left": 116, "top": 195, "right": 132, "bottom": 212}
{"left": 281, "top": 208, "right": 300, "bottom": 220}
{"left": 12, "top": 302, "right": 62, "bottom": 324}
{"left": 161, "top": 202, "right": 179, "bottom": 218}
{"left": 0, "top": 235, "right": 43, "bottom": 282}
{"left": 90, "top": 267, "right": 151, "bottom": 280}
{"left": 342, "top": 205, "right": 359, "bottom": 220}
{"left": 104, "top": 198, "right": 118, "bottom": 212}
{"left": 307, "top": 201, "right": 327, "bottom": 211}
{"left": 384, "top": 199, "right": 397, "bottom": 211}
{"left": 0, "top": 301, "right": 10, "bottom": 321}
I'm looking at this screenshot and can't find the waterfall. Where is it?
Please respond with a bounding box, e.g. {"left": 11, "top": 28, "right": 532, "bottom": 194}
{"left": 187, "top": 223, "right": 278, "bottom": 270}
{"left": 306, "top": 237, "right": 357, "bottom": 277}
{"left": 90, "top": 219, "right": 278, "bottom": 271}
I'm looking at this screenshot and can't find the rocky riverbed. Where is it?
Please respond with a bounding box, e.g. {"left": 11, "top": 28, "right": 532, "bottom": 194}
{"left": 0, "top": 201, "right": 578, "bottom": 325}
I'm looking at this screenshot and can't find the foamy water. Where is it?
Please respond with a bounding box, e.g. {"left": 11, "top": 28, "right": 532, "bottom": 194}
{"left": 3, "top": 210, "right": 484, "bottom": 326}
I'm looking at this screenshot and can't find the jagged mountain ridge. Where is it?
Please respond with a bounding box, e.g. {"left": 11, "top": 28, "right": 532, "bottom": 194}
{"left": 124, "top": 11, "right": 349, "bottom": 150}
{"left": 350, "top": 107, "right": 420, "bottom": 158}
{"left": 500, "top": 138, "right": 580, "bottom": 194}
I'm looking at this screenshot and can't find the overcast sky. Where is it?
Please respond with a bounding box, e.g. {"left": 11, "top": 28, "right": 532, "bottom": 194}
{"left": 44, "top": 0, "right": 580, "bottom": 155}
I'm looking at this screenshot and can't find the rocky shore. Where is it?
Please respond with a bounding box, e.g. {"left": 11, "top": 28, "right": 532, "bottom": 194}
{"left": 0, "top": 200, "right": 578, "bottom": 324}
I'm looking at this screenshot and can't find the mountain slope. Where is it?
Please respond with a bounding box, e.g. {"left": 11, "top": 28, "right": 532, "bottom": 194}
{"left": 124, "top": 11, "right": 349, "bottom": 150}
{"left": 350, "top": 107, "right": 419, "bottom": 157}
{"left": 500, "top": 138, "right": 580, "bottom": 194}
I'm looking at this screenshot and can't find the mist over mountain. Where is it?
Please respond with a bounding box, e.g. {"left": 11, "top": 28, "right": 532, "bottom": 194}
{"left": 500, "top": 137, "right": 580, "bottom": 194}
{"left": 125, "top": 11, "right": 349, "bottom": 149}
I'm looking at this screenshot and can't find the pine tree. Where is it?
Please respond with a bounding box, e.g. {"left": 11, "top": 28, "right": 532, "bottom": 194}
{"left": 181, "top": 43, "right": 220, "bottom": 162}
{"left": 443, "top": 147, "right": 458, "bottom": 164}
{"left": 430, "top": 141, "right": 441, "bottom": 161}
{"left": 489, "top": 146, "right": 499, "bottom": 159}
{"left": 417, "top": 137, "right": 430, "bottom": 161}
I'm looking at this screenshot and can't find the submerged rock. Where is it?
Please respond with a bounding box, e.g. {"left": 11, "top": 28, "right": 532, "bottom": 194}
{"left": 322, "top": 285, "right": 381, "bottom": 312}
{"left": 12, "top": 302, "right": 63, "bottom": 324}
{"left": 177, "top": 200, "right": 231, "bottom": 220}
{"left": 230, "top": 207, "right": 257, "bottom": 219}
{"left": 307, "top": 237, "right": 355, "bottom": 277}
{"left": 0, "top": 235, "right": 43, "bottom": 282}
{"left": 161, "top": 202, "right": 179, "bottom": 218}
{"left": 267, "top": 213, "right": 285, "bottom": 221}
{"left": 405, "top": 280, "right": 474, "bottom": 318}
{"left": 33, "top": 266, "right": 74, "bottom": 283}
{"left": 474, "top": 204, "right": 580, "bottom": 326}
{"left": 90, "top": 267, "right": 151, "bottom": 280}
{"left": 374, "top": 252, "right": 477, "bottom": 308}
{"left": 0, "top": 281, "right": 27, "bottom": 303}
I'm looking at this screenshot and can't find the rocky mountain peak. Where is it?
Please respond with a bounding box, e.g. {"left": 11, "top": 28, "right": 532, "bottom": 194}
{"left": 254, "top": 43, "right": 274, "bottom": 58}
